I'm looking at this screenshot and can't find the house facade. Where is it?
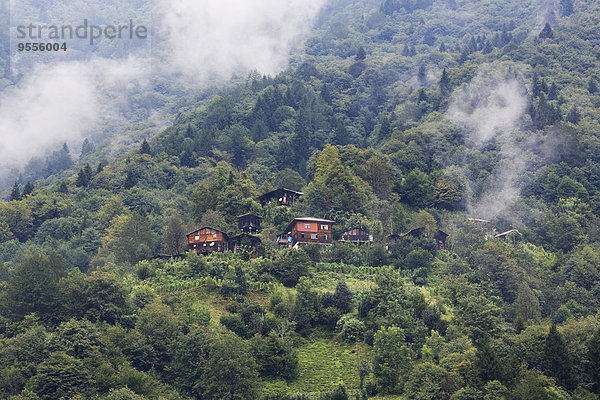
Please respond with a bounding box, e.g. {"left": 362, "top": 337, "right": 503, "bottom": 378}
{"left": 186, "top": 227, "right": 229, "bottom": 254}
{"left": 238, "top": 213, "right": 262, "bottom": 234}
{"left": 281, "top": 217, "right": 335, "bottom": 247}
{"left": 339, "top": 227, "right": 373, "bottom": 244}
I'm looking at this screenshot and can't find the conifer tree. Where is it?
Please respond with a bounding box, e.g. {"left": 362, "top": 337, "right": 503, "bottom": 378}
{"left": 544, "top": 324, "right": 574, "bottom": 390}
{"left": 9, "top": 181, "right": 20, "bottom": 201}
{"left": 140, "top": 139, "right": 151, "bottom": 155}
{"left": 588, "top": 328, "right": 600, "bottom": 394}
{"left": 22, "top": 182, "right": 34, "bottom": 197}
{"left": 539, "top": 23, "right": 554, "bottom": 39}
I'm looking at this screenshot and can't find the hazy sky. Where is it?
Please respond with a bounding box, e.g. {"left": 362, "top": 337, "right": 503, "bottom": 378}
{"left": 0, "top": 0, "right": 327, "bottom": 182}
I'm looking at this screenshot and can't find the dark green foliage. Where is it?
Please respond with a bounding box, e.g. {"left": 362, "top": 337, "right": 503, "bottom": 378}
{"left": 251, "top": 333, "right": 298, "bottom": 380}
{"left": 539, "top": 23, "right": 554, "bottom": 39}
{"left": 140, "top": 139, "right": 151, "bottom": 155}
{"left": 271, "top": 248, "right": 313, "bottom": 287}
{"left": 197, "top": 328, "right": 259, "bottom": 399}
{"left": 21, "top": 182, "right": 34, "bottom": 197}
{"left": 332, "top": 280, "right": 353, "bottom": 313}
{"left": 544, "top": 324, "right": 574, "bottom": 390}
{"left": 587, "top": 328, "right": 600, "bottom": 394}
{"left": 4, "top": 253, "right": 66, "bottom": 323}
{"left": 28, "top": 351, "right": 93, "bottom": 400}
{"left": 9, "top": 182, "right": 20, "bottom": 201}
{"left": 474, "top": 337, "right": 503, "bottom": 384}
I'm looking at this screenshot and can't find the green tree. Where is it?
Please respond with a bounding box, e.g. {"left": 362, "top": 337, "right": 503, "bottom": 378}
{"left": 197, "top": 328, "right": 259, "bottom": 399}
{"left": 140, "top": 139, "right": 151, "bottom": 154}
{"left": 251, "top": 333, "right": 298, "bottom": 380}
{"left": 373, "top": 326, "right": 411, "bottom": 393}
{"left": 101, "top": 213, "right": 156, "bottom": 264}
{"left": 9, "top": 182, "right": 20, "bottom": 201}
{"left": 163, "top": 216, "right": 187, "bottom": 255}
{"left": 27, "top": 352, "right": 93, "bottom": 400}
{"left": 271, "top": 248, "right": 313, "bottom": 287}
{"left": 4, "top": 253, "right": 66, "bottom": 323}
{"left": 404, "top": 362, "right": 447, "bottom": 400}
{"left": 332, "top": 280, "right": 353, "bottom": 313}
{"left": 544, "top": 324, "right": 574, "bottom": 390}
{"left": 587, "top": 328, "right": 600, "bottom": 394}
{"left": 59, "top": 271, "right": 129, "bottom": 323}
{"left": 539, "top": 23, "right": 554, "bottom": 39}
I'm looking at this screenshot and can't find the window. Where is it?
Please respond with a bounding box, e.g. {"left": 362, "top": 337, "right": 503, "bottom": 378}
{"left": 305, "top": 223, "right": 311, "bottom": 229}
{"left": 195, "top": 236, "right": 200, "bottom": 240}
{"left": 324, "top": 235, "right": 328, "bottom": 240}
{"left": 301, "top": 233, "right": 305, "bottom": 238}
{"left": 213, "top": 233, "right": 217, "bottom": 238}
{"left": 311, "top": 233, "right": 318, "bottom": 239}
{"left": 321, "top": 224, "right": 328, "bottom": 230}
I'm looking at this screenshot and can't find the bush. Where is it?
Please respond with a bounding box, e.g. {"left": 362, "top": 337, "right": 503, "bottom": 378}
{"left": 337, "top": 316, "right": 366, "bottom": 343}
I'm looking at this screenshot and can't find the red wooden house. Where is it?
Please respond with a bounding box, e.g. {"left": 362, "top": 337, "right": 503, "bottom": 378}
{"left": 186, "top": 227, "right": 229, "bottom": 254}
{"left": 281, "top": 217, "right": 335, "bottom": 247}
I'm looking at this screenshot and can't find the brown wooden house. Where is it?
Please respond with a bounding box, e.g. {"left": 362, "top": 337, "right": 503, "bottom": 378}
{"left": 258, "top": 188, "right": 303, "bottom": 207}
{"left": 238, "top": 213, "right": 262, "bottom": 234}
{"left": 339, "top": 227, "right": 372, "bottom": 244}
{"left": 281, "top": 217, "right": 335, "bottom": 247}
{"left": 401, "top": 227, "right": 449, "bottom": 250}
{"left": 186, "top": 227, "right": 229, "bottom": 254}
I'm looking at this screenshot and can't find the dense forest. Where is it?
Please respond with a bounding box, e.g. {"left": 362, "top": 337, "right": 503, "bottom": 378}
{"left": 3, "top": 0, "right": 600, "bottom": 399}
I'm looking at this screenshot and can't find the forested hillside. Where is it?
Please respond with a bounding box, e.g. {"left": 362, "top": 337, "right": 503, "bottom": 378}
{"left": 3, "top": 0, "right": 600, "bottom": 399}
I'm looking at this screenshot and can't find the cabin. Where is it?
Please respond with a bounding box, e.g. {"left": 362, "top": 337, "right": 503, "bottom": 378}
{"left": 339, "top": 227, "right": 373, "bottom": 244}
{"left": 281, "top": 217, "right": 335, "bottom": 247}
{"left": 186, "top": 227, "right": 229, "bottom": 254}
{"left": 258, "top": 188, "right": 303, "bottom": 207}
{"left": 238, "top": 213, "right": 262, "bottom": 234}
{"left": 230, "top": 233, "right": 262, "bottom": 256}
{"left": 402, "top": 227, "right": 449, "bottom": 250}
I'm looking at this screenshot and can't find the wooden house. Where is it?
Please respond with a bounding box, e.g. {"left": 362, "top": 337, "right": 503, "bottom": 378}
{"left": 339, "top": 227, "right": 373, "bottom": 244}
{"left": 186, "top": 227, "right": 229, "bottom": 254}
{"left": 238, "top": 213, "right": 262, "bottom": 234}
{"left": 258, "top": 188, "right": 303, "bottom": 207}
{"left": 281, "top": 217, "right": 335, "bottom": 247}
{"left": 402, "top": 227, "right": 449, "bottom": 250}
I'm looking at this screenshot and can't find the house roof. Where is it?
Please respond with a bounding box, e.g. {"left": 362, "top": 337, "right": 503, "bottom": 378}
{"left": 284, "top": 217, "right": 335, "bottom": 234}
{"left": 237, "top": 213, "right": 263, "bottom": 219}
{"left": 186, "top": 227, "right": 229, "bottom": 237}
{"left": 467, "top": 218, "right": 491, "bottom": 223}
{"left": 258, "top": 188, "right": 304, "bottom": 200}
{"left": 495, "top": 229, "right": 521, "bottom": 238}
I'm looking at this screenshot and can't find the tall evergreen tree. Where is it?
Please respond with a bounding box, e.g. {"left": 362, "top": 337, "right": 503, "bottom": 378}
{"left": 140, "top": 139, "right": 151, "bottom": 155}
{"left": 587, "top": 328, "right": 600, "bottom": 394}
{"left": 22, "top": 182, "right": 34, "bottom": 197}
{"left": 544, "top": 324, "right": 574, "bottom": 390}
{"left": 9, "top": 181, "right": 21, "bottom": 201}
{"left": 539, "top": 23, "right": 554, "bottom": 39}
